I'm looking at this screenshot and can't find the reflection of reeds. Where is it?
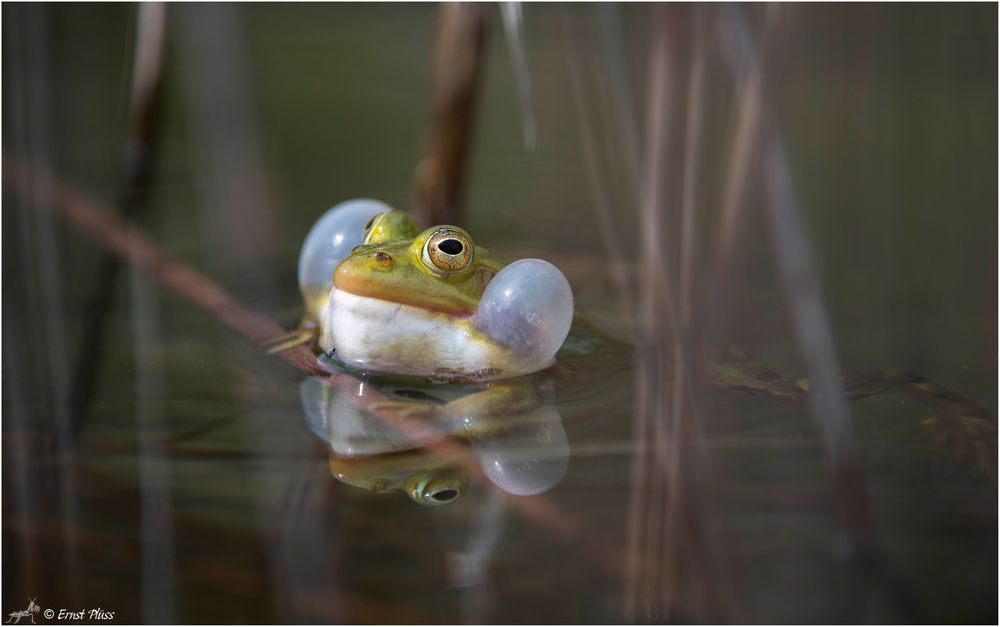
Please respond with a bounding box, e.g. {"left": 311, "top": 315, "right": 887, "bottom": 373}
{"left": 625, "top": 6, "right": 731, "bottom": 621}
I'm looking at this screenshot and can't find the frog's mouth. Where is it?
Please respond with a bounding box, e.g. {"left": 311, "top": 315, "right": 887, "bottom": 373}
{"left": 324, "top": 256, "right": 574, "bottom": 379}
{"left": 333, "top": 254, "right": 480, "bottom": 316}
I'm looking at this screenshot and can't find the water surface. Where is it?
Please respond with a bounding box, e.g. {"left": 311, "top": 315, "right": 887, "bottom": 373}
{"left": 3, "top": 4, "right": 996, "bottom": 623}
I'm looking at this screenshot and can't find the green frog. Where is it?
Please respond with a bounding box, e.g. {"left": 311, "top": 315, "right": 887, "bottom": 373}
{"left": 285, "top": 199, "right": 575, "bottom": 383}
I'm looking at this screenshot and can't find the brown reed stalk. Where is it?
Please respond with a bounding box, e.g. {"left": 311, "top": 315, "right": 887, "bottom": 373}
{"left": 412, "top": 3, "right": 489, "bottom": 227}
{"left": 70, "top": 3, "right": 168, "bottom": 424}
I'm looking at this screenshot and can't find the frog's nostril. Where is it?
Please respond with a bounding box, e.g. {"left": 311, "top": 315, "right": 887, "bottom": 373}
{"left": 375, "top": 251, "right": 393, "bottom": 268}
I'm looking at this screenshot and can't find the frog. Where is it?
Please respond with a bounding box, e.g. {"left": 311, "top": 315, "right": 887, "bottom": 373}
{"left": 270, "top": 199, "right": 627, "bottom": 505}
{"left": 275, "top": 199, "right": 575, "bottom": 383}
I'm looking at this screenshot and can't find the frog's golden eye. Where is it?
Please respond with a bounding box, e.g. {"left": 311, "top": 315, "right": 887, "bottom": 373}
{"left": 408, "top": 474, "right": 468, "bottom": 506}
{"left": 422, "top": 228, "right": 474, "bottom": 273}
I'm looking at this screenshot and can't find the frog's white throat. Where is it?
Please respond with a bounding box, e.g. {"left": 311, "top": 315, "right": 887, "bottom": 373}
{"left": 321, "top": 288, "right": 511, "bottom": 379}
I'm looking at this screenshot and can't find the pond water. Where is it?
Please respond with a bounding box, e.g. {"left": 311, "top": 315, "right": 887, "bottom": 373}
{"left": 3, "top": 3, "right": 996, "bottom": 624}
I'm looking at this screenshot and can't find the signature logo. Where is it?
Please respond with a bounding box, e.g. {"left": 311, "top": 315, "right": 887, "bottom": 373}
{"left": 6, "top": 598, "right": 40, "bottom": 625}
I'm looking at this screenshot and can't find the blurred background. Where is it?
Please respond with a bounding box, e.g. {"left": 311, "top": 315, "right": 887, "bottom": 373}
{"left": 3, "top": 3, "right": 996, "bottom": 623}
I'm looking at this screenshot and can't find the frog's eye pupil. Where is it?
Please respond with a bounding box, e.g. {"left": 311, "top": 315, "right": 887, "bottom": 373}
{"left": 438, "top": 239, "right": 463, "bottom": 255}
{"left": 431, "top": 489, "right": 458, "bottom": 502}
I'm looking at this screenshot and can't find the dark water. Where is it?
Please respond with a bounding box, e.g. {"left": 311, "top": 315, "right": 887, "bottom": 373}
{"left": 3, "top": 4, "right": 996, "bottom": 624}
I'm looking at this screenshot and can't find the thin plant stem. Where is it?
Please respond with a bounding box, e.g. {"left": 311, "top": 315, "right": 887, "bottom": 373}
{"left": 70, "top": 3, "right": 167, "bottom": 425}
{"left": 500, "top": 2, "right": 536, "bottom": 153}
{"left": 412, "top": 3, "right": 489, "bottom": 227}
{"left": 561, "top": 8, "right": 635, "bottom": 321}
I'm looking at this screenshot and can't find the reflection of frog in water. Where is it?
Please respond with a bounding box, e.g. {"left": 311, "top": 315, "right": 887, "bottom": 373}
{"left": 300, "top": 373, "right": 569, "bottom": 506}
{"left": 276, "top": 200, "right": 995, "bottom": 492}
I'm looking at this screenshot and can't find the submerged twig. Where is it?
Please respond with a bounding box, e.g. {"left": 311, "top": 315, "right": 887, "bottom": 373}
{"left": 845, "top": 370, "right": 997, "bottom": 482}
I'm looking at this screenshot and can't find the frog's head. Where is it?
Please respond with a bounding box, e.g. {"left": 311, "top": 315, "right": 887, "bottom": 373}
{"left": 328, "top": 453, "right": 470, "bottom": 506}
{"left": 334, "top": 224, "right": 502, "bottom": 317}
